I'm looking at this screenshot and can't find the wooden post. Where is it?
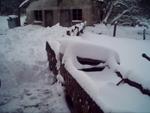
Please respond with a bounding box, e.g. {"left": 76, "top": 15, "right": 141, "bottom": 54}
{"left": 143, "top": 29, "right": 146, "bottom": 40}
{"left": 17, "top": 7, "right": 21, "bottom": 26}
{"left": 0, "top": 0, "right": 1, "bottom": 15}
{"left": 113, "top": 21, "right": 117, "bottom": 37}
{"left": 0, "top": 79, "right": 2, "bottom": 88}
{"left": 142, "top": 53, "right": 150, "bottom": 62}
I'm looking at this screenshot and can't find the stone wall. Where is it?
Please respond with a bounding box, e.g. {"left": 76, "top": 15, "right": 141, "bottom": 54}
{"left": 60, "top": 64, "right": 104, "bottom": 113}
{"left": 46, "top": 42, "right": 104, "bottom": 113}
{"left": 46, "top": 42, "right": 58, "bottom": 75}
{"left": 46, "top": 41, "right": 150, "bottom": 113}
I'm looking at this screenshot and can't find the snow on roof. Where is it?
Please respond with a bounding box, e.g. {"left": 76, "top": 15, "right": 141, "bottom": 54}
{"left": 97, "top": 0, "right": 104, "bottom": 2}
{"left": 19, "top": 0, "right": 30, "bottom": 8}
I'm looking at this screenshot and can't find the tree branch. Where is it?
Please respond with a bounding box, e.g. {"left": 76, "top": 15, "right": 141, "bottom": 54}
{"left": 111, "top": 7, "right": 133, "bottom": 24}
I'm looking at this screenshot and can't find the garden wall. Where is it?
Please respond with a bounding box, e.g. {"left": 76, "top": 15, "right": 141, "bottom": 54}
{"left": 46, "top": 42, "right": 104, "bottom": 113}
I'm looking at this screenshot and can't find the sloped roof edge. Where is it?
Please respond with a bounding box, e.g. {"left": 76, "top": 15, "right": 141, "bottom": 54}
{"left": 19, "top": 0, "right": 38, "bottom": 8}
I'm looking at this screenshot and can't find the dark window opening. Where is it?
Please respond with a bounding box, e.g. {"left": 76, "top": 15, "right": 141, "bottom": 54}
{"left": 34, "top": 10, "right": 42, "bottom": 21}
{"left": 72, "top": 9, "right": 82, "bottom": 20}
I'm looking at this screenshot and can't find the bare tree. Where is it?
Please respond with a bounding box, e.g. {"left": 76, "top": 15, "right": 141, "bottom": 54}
{"left": 99, "top": 0, "right": 140, "bottom": 24}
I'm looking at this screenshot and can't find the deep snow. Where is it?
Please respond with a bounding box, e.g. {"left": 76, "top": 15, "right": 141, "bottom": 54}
{"left": 0, "top": 17, "right": 70, "bottom": 113}
{"left": 46, "top": 22, "right": 150, "bottom": 112}
{"left": 81, "top": 32, "right": 150, "bottom": 89}
{"left": 0, "top": 15, "right": 150, "bottom": 113}
{"left": 57, "top": 39, "right": 150, "bottom": 112}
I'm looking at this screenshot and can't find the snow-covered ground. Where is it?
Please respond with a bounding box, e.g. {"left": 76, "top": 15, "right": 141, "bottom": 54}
{"left": 58, "top": 38, "right": 150, "bottom": 112}
{"left": 49, "top": 22, "right": 150, "bottom": 112}
{"left": 0, "top": 15, "right": 150, "bottom": 113}
{"left": 0, "top": 16, "right": 70, "bottom": 113}
{"left": 81, "top": 32, "right": 150, "bottom": 89}
{"left": 0, "top": 16, "right": 9, "bottom": 35}
{"left": 0, "top": 15, "right": 26, "bottom": 35}
{"left": 85, "top": 23, "right": 150, "bottom": 40}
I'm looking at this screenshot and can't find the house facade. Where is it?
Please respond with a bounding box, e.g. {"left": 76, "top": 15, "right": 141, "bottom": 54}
{"left": 26, "top": 0, "right": 104, "bottom": 27}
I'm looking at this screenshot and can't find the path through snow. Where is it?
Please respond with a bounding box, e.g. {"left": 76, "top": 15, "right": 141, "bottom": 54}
{"left": 0, "top": 17, "right": 70, "bottom": 113}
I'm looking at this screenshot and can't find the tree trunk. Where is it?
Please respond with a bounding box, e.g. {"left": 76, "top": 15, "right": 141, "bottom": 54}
{"left": 103, "top": 2, "right": 114, "bottom": 24}
{"left": 17, "top": 8, "right": 21, "bottom": 26}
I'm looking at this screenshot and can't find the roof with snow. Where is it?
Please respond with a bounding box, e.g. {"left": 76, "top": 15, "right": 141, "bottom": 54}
{"left": 27, "top": 0, "right": 97, "bottom": 10}
{"left": 19, "top": 0, "right": 31, "bottom": 8}
{"left": 22, "top": 0, "right": 104, "bottom": 10}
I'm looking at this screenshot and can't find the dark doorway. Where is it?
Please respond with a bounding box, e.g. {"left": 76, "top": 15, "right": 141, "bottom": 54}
{"left": 60, "top": 9, "right": 71, "bottom": 27}
{"left": 45, "top": 10, "right": 53, "bottom": 27}
{"left": 34, "top": 10, "right": 42, "bottom": 21}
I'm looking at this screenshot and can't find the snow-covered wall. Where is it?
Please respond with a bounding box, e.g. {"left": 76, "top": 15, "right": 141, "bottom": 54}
{"left": 46, "top": 39, "right": 150, "bottom": 113}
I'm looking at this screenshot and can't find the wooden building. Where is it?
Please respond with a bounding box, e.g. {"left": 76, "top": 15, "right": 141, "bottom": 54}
{"left": 26, "top": 0, "right": 104, "bottom": 27}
